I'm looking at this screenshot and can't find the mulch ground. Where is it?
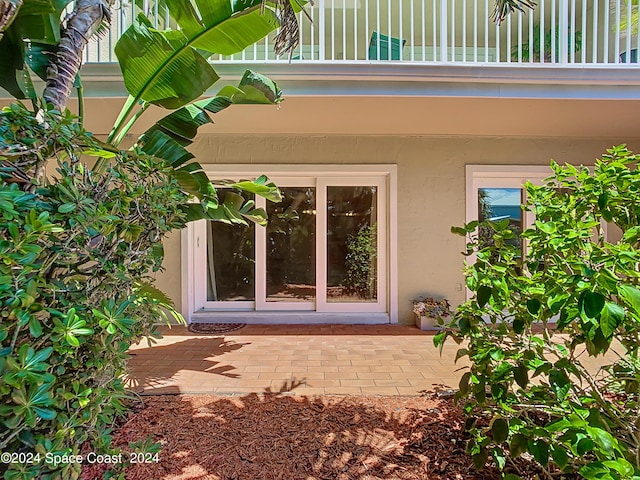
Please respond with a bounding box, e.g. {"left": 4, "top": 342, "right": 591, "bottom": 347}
{"left": 81, "top": 391, "right": 511, "bottom": 480}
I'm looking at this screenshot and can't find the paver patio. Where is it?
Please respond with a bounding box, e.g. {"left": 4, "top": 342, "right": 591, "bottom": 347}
{"left": 126, "top": 324, "right": 622, "bottom": 396}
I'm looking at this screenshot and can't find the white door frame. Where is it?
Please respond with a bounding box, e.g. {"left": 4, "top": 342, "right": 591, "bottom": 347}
{"left": 181, "top": 164, "right": 398, "bottom": 323}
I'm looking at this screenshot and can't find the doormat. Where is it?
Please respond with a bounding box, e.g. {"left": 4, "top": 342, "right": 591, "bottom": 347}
{"left": 187, "top": 323, "right": 246, "bottom": 334}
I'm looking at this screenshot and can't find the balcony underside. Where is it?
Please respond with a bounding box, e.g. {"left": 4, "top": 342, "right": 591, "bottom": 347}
{"left": 81, "top": 62, "right": 640, "bottom": 100}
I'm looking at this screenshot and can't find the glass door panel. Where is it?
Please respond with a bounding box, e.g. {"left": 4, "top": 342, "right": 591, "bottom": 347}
{"left": 326, "top": 186, "right": 378, "bottom": 303}
{"left": 207, "top": 189, "right": 255, "bottom": 302}
{"left": 266, "top": 187, "right": 316, "bottom": 302}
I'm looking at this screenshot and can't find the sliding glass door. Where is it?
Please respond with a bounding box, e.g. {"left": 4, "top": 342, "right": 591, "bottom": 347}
{"left": 202, "top": 175, "right": 387, "bottom": 314}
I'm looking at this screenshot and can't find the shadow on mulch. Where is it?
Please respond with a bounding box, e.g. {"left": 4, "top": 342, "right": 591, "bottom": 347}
{"left": 125, "top": 337, "right": 248, "bottom": 393}
{"left": 82, "top": 381, "right": 502, "bottom": 480}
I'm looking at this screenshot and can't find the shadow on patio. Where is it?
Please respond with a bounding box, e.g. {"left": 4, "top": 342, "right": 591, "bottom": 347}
{"left": 125, "top": 336, "right": 249, "bottom": 394}
{"left": 122, "top": 325, "right": 466, "bottom": 396}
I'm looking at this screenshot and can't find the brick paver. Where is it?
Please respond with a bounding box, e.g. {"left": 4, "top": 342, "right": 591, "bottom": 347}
{"left": 126, "top": 324, "right": 621, "bottom": 396}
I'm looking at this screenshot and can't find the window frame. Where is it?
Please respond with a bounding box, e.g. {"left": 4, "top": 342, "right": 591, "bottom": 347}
{"left": 465, "top": 164, "right": 606, "bottom": 300}
{"left": 182, "top": 164, "right": 398, "bottom": 323}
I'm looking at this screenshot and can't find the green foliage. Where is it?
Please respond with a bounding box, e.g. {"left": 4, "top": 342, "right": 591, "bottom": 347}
{"left": 511, "top": 24, "right": 582, "bottom": 62}
{"left": 0, "top": 1, "right": 297, "bottom": 478}
{"left": 345, "top": 224, "right": 377, "bottom": 299}
{"left": 108, "top": 2, "right": 288, "bottom": 145}
{"left": 0, "top": 0, "right": 73, "bottom": 99}
{"left": 0, "top": 104, "right": 189, "bottom": 479}
{"left": 438, "top": 145, "right": 640, "bottom": 478}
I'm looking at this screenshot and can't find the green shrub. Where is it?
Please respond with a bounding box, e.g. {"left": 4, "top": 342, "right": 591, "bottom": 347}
{"left": 438, "top": 145, "right": 640, "bottom": 479}
{"left": 0, "top": 104, "right": 188, "bottom": 479}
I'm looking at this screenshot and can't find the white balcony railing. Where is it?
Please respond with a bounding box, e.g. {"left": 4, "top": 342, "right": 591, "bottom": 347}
{"left": 86, "top": 0, "right": 640, "bottom": 66}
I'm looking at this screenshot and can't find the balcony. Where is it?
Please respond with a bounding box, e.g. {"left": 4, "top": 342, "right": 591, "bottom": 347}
{"left": 81, "top": 0, "right": 640, "bottom": 99}
{"left": 87, "top": 0, "right": 640, "bottom": 64}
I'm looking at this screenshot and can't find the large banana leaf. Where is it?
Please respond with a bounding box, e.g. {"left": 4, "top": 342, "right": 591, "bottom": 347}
{"left": 138, "top": 70, "right": 282, "bottom": 224}
{"left": 114, "top": 0, "right": 281, "bottom": 110}
{"left": 0, "top": 0, "right": 72, "bottom": 98}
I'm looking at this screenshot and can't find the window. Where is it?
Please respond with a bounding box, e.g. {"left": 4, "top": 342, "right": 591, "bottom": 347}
{"left": 183, "top": 165, "right": 397, "bottom": 323}
{"left": 465, "top": 166, "right": 553, "bottom": 297}
{"left": 466, "top": 165, "right": 606, "bottom": 283}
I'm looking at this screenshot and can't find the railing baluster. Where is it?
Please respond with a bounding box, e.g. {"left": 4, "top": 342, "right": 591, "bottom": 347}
{"left": 310, "top": 3, "right": 315, "bottom": 60}
{"left": 153, "top": 0, "right": 158, "bottom": 28}
{"left": 551, "top": 0, "right": 556, "bottom": 63}
{"left": 264, "top": 35, "right": 268, "bottom": 62}
{"left": 376, "top": 0, "right": 380, "bottom": 60}
{"left": 517, "top": 9, "right": 523, "bottom": 63}
{"left": 342, "top": 0, "right": 346, "bottom": 60}
{"left": 365, "top": 0, "right": 369, "bottom": 61}
{"left": 432, "top": 0, "right": 437, "bottom": 61}
{"left": 299, "top": 9, "right": 303, "bottom": 60}
{"left": 581, "top": 0, "right": 586, "bottom": 63}
{"left": 528, "top": 3, "right": 533, "bottom": 63}
{"left": 484, "top": 0, "right": 489, "bottom": 61}
{"left": 462, "top": 0, "right": 467, "bottom": 61}
{"left": 570, "top": 0, "right": 575, "bottom": 63}
{"left": 615, "top": 0, "right": 621, "bottom": 62}
{"left": 603, "top": 0, "right": 609, "bottom": 62}
{"left": 592, "top": 0, "right": 598, "bottom": 62}
{"left": 410, "top": 0, "right": 415, "bottom": 61}
{"left": 387, "top": 0, "right": 392, "bottom": 60}
{"left": 559, "top": 0, "right": 569, "bottom": 63}
{"left": 451, "top": 0, "right": 455, "bottom": 61}
{"left": 440, "top": 0, "right": 447, "bottom": 61}
{"left": 332, "top": 0, "right": 335, "bottom": 60}
{"left": 540, "top": 0, "right": 545, "bottom": 63}
{"left": 626, "top": 0, "right": 632, "bottom": 63}
{"left": 506, "top": 12, "right": 511, "bottom": 63}
{"left": 474, "top": 0, "right": 478, "bottom": 61}
{"left": 423, "top": 0, "right": 427, "bottom": 61}
{"left": 319, "top": 0, "right": 326, "bottom": 60}
{"left": 399, "top": 0, "right": 403, "bottom": 61}
{"left": 354, "top": 0, "right": 358, "bottom": 60}
{"left": 495, "top": 11, "right": 500, "bottom": 62}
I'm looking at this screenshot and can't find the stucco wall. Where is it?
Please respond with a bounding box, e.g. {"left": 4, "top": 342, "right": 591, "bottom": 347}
{"left": 154, "top": 134, "right": 640, "bottom": 325}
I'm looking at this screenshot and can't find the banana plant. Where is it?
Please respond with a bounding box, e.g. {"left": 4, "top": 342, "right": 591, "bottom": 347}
{"left": 0, "top": 0, "right": 312, "bottom": 223}
{"left": 0, "top": 0, "right": 74, "bottom": 100}
{"left": 101, "top": 0, "right": 306, "bottom": 224}
{"left": 109, "top": 0, "right": 307, "bottom": 142}
{"left": 492, "top": 0, "right": 536, "bottom": 24}
{"left": 128, "top": 69, "right": 285, "bottom": 225}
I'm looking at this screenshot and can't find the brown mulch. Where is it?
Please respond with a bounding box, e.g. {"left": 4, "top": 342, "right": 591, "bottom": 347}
{"left": 81, "top": 392, "right": 503, "bottom": 480}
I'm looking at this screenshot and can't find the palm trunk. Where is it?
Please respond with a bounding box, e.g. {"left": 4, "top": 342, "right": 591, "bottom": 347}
{"left": 43, "top": 0, "right": 111, "bottom": 111}
{"left": 0, "top": 0, "right": 23, "bottom": 37}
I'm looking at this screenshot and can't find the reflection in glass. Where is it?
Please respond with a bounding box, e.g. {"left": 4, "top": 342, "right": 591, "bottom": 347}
{"left": 478, "top": 187, "right": 524, "bottom": 255}
{"left": 266, "top": 187, "right": 316, "bottom": 302}
{"left": 327, "top": 186, "right": 377, "bottom": 303}
{"left": 207, "top": 190, "right": 254, "bottom": 301}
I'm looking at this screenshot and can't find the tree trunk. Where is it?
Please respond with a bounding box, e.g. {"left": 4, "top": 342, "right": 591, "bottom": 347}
{"left": 42, "top": 0, "right": 111, "bottom": 111}
{"left": 0, "top": 0, "right": 22, "bottom": 37}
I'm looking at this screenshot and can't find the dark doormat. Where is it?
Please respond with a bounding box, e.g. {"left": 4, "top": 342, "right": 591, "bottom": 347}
{"left": 187, "top": 323, "right": 247, "bottom": 334}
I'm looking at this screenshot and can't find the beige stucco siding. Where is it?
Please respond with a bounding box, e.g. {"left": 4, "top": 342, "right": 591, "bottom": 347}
{"left": 153, "top": 134, "right": 640, "bottom": 325}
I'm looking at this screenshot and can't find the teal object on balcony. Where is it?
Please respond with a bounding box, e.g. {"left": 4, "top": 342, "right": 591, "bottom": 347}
{"left": 620, "top": 49, "right": 638, "bottom": 63}
{"left": 368, "top": 32, "right": 406, "bottom": 60}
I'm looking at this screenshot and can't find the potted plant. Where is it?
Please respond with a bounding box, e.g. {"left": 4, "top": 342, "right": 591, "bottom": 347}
{"left": 412, "top": 296, "right": 451, "bottom": 330}
{"left": 511, "top": 24, "right": 582, "bottom": 62}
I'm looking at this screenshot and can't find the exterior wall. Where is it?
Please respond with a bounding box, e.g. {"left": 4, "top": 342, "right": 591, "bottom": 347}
{"left": 155, "top": 134, "right": 640, "bottom": 325}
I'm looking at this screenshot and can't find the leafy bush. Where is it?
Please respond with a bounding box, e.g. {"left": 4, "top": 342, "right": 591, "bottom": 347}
{"left": 437, "top": 145, "right": 640, "bottom": 479}
{"left": 0, "top": 104, "right": 190, "bottom": 479}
